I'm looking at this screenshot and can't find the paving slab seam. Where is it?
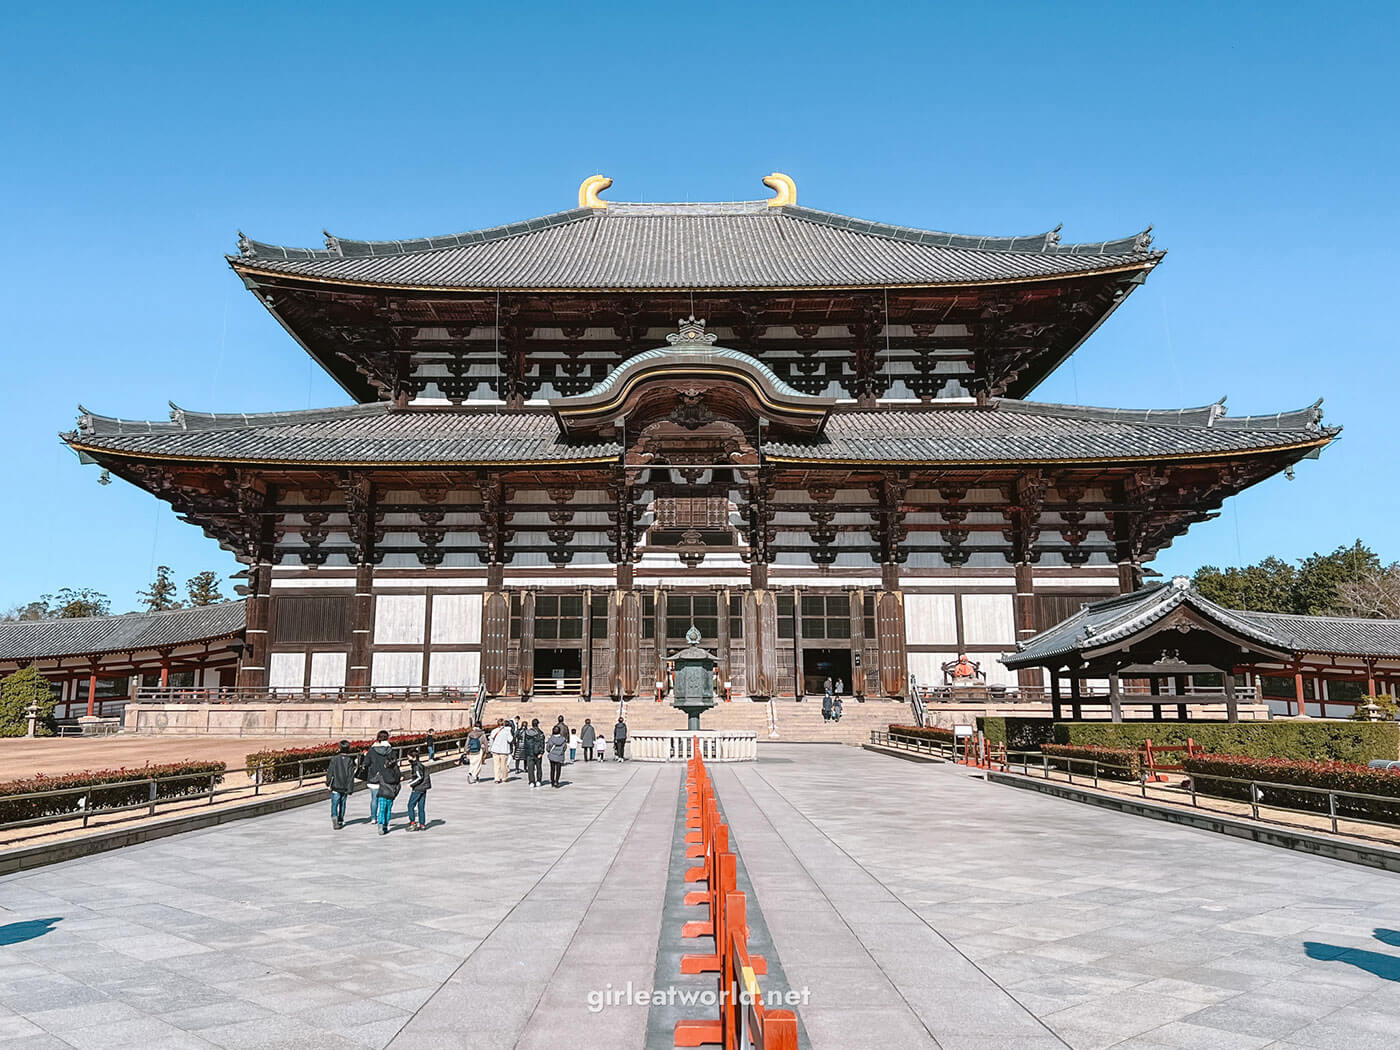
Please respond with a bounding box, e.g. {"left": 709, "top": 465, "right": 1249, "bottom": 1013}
{"left": 731, "top": 762, "right": 1072, "bottom": 1048}
{"left": 382, "top": 763, "right": 646, "bottom": 1048}
{"left": 512, "top": 762, "right": 679, "bottom": 1049}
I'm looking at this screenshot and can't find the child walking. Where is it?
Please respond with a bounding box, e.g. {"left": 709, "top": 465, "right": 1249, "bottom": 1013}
{"left": 407, "top": 748, "right": 431, "bottom": 830}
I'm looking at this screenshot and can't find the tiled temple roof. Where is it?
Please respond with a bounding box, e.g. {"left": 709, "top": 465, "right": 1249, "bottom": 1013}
{"left": 231, "top": 200, "right": 1161, "bottom": 291}
{"left": 64, "top": 396, "right": 1333, "bottom": 468}
{"left": 0, "top": 602, "right": 245, "bottom": 662}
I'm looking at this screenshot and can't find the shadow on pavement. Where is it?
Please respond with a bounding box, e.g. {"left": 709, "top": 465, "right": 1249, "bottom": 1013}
{"left": 0, "top": 918, "right": 62, "bottom": 946}
{"left": 1304, "top": 928, "right": 1400, "bottom": 982}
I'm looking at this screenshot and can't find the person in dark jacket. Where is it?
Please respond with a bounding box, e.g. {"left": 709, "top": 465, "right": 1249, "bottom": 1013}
{"left": 357, "top": 730, "right": 397, "bottom": 822}
{"left": 613, "top": 718, "right": 628, "bottom": 761}
{"left": 374, "top": 747, "right": 402, "bottom": 834}
{"left": 325, "top": 740, "right": 356, "bottom": 829}
{"left": 546, "top": 726, "right": 568, "bottom": 787}
{"left": 513, "top": 718, "right": 529, "bottom": 774}
{"left": 580, "top": 719, "right": 597, "bottom": 762}
{"left": 525, "top": 719, "right": 547, "bottom": 789}
{"left": 423, "top": 729, "right": 436, "bottom": 761}
{"left": 406, "top": 748, "right": 431, "bottom": 830}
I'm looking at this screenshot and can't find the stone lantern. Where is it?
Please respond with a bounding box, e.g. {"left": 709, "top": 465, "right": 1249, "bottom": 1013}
{"left": 670, "top": 625, "right": 718, "bottom": 732}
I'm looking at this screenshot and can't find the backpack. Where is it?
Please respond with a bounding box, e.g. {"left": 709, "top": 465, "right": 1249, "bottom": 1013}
{"left": 468, "top": 735, "right": 481, "bottom": 754}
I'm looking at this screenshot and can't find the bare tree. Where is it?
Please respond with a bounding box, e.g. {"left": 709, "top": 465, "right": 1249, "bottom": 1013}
{"left": 1332, "top": 564, "right": 1400, "bottom": 619}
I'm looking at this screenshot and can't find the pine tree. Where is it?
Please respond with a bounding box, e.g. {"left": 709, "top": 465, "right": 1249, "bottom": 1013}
{"left": 137, "top": 566, "right": 182, "bottom": 612}
{"left": 37, "top": 588, "right": 110, "bottom": 618}
{"left": 185, "top": 570, "right": 225, "bottom": 606}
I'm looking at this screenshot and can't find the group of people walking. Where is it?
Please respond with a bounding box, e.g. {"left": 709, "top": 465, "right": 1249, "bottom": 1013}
{"left": 822, "top": 676, "right": 845, "bottom": 722}
{"left": 325, "top": 716, "right": 632, "bottom": 832}
{"left": 323, "top": 730, "right": 433, "bottom": 835}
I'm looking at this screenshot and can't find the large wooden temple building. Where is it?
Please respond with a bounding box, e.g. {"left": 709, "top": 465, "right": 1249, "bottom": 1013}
{"left": 63, "top": 174, "right": 1338, "bottom": 703}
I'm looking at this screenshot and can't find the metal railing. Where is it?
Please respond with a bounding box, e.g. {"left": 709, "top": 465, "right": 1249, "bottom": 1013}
{"left": 998, "top": 747, "right": 1400, "bottom": 838}
{"left": 868, "top": 730, "right": 1400, "bottom": 839}
{"left": 0, "top": 738, "right": 472, "bottom": 838}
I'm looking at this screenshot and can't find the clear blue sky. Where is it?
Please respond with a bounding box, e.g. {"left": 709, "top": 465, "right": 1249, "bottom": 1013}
{"left": 2, "top": 1, "right": 1396, "bottom": 611}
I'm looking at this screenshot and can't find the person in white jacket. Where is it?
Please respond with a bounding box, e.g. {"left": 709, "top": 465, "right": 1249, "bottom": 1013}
{"left": 489, "top": 722, "right": 514, "bottom": 784}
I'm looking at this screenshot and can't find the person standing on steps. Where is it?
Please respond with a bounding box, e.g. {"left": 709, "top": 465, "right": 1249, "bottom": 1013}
{"left": 547, "top": 723, "right": 568, "bottom": 787}
{"left": 821, "top": 690, "right": 833, "bottom": 722}
{"left": 489, "top": 720, "right": 514, "bottom": 783}
{"left": 835, "top": 678, "right": 844, "bottom": 698}
{"left": 525, "top": 718, "right": 547, "bottom": 788}
{"left": 580, "top": 718, "right": 596, "bottom": 762}
{"left": 613, "top": 716, "right": 628, "bottom": 761}
{"left": 357, "top": 730, "right": 397, "bottom": 823}
{"left": 325, "top": 739, "right": 356, "bottom": 829}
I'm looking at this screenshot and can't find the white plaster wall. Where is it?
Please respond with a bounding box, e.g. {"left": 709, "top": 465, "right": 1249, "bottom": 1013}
{"left": 430, "top": 594, "right": 482, "bottom": 646}
{"left": 269, "top": 652, "right": 305, "bottom": 691}
{"left": 309, "top": 652, "right": 347, "bottom": 689}
{"left": 961, "top": 594, "right": 1015, "bottom": 646}
{"left": 908, "top": 651, "right": 956, "bottom": 691}
{"left": 374, "top": 594, "right": 426, "bottom": 645}
{"left": 371, "top": 652, "right": 423, "bottom": 689}
{"left": 905, "top": 594, "right": 958, "bottom": 647}
{"left": 428, "top": 651, "right": 481, "bottom": 689}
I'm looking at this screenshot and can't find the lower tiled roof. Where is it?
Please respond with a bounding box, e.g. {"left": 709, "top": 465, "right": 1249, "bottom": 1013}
{"left": 65, "top": 398, "right": 1332, "bottom": 467}
{"left": 0, "top": 602, "right": 246, "bottom": 662}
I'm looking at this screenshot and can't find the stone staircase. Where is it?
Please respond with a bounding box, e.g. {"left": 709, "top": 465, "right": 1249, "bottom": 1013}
{"left": 478, "top": 697, "right": 909, "bottom": 745}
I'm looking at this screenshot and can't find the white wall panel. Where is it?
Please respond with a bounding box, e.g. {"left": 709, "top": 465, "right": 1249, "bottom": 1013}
{"left": 961, "top": 594, "right": 1015, "bottom": 646}
{"left": 309, "top": 652, "right": 347, "bottom": 689}
{"left": 374, "top": 594, "right": 426, "bottom": 645}
{"left": 428, "top": 651, "right": 481, "bottom": 690}
{"left": 430, "top": 594, "right": 482, "bottom": 646}
{"left": 907, "top": 651, "right": 956, "bottom": 691}
{"left": 905, "top": 594, "right": 958, "bottom": 646}
{"left": 269, "top": 652, "right": 305, "bottom": 691}
{"left": 371, "top": 652, "right": 423, "bottom": 689}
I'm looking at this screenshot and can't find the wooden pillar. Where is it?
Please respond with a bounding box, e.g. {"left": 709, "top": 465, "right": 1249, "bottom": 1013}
{"left": 1117, "top": 561, "right": 1141, "bottom": 594}
{"left": 1013, "top": 563, "right": 1041, "bottom": 689}
{"left": 1223, "top": 670, "right": 1239, "bottom": 724}
{"left": 717, "top": 587, "right": 731, "bottom": 692}
{"left": 1148, "top": 676, "right": 1161, "bottom": 720}
{"left": 1069, "top": 673, "right": 1082, "bottom": 720}
{"left": 518, "top": 591, "right": 536, "bottom": 697}
{"left": 581, "top": 587, "right": 592, "bottom": 699}
{"left": 849, "top": 590, "right": 866, "bottom": 699}
{"left": 237, "top": 562, "right": 272, "bottom": 690}
{"left": 792, "top": 586, "right": 805, "bottom": 700}
{"left": 86, "top": 667, "right": 98, "bottom": 718}
{"left": 1293, "top": 666, "right": 1308, "bottom": 717}
{"left": 1367, "top": 660, "right": 1376, "bottom": 699}
{"left": 347, "top": 560, "right": 374, "bottom": 692}
{"left": 1050, "top": 670, "right": 1063, "bottom": 721}
{"left": 652, "top": 585, "right": 666, "bottom": 694}
{"left": 159, "top": 652, "right": 171, "bottom": 688}
{"left": 1108, "top": 671, "right": 1123, "bottom": 723}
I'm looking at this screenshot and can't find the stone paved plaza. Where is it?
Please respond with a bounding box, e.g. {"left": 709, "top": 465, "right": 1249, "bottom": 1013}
{"left": 1, "top": 745, "right": 1399, "bottom": 1049}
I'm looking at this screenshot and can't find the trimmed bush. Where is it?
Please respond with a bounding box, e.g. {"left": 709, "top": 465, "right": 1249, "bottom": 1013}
{"left": 1054, "top": 721, "right": 1399, "bottom": 765}
{"left": 0, "top": 761, "right": 227, "bottom": 824}
{"left": 246, "top": 728, "right": 471, "bottom": 783}
{"left": 1183, "top": 753, "right": 1400, "bottom": 824}
{"left": 1040, "top": 744, "right": 1141, "bottom": 781}
{"left": 978, "top": 717, "right": 1055, "bottom": 750}
{"left": 888, "top": 724, "right": 955, "bottom": 746}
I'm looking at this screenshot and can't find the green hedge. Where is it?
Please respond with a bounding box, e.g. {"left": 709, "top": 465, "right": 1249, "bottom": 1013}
{"left": 978, "top": 717, "right": 1056, "bottom": 749}
{"left": 888, "top": 724, "right": 955, "bottom": 745}
{"left": 1054, "top": 721, "right": 1399, "bottom": 764}
{"left": 0, "top": 761, "right": 227, "bottom": 824}
{"left": 1183, "top": 753, "right": 1400, "bottom": 823}
{"left": 246, "top": 728, "right": 471, "bottom": 783}
{"left": 1041, "top": 744, "right": 1141, "bottom": 781}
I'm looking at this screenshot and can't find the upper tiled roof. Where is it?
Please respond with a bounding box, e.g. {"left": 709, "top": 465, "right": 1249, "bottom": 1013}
{"left": 1004, "top": 579, "right": 1400, "bottom": 667}
{"left": 0, "top": 602, "right": 246, "bottom": 662}
{"left": 231, "top": 201, "right": 1161, "bottom": 291}
{"left": 65, "top": 396, "right": 1333, "bottom": 468}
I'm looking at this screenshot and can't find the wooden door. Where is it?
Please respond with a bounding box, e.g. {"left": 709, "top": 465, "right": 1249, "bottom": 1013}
{"left": 517, "top": 591, "right": 536, "bottom": 696}
{"left": 615, "top": 590, "right": 642, "bottom": 697}
{"left": 481, "top": 592, "right": 509, "bottom": 696}
{"left": 876, "top": 590, "right": 907, "bottom": 697}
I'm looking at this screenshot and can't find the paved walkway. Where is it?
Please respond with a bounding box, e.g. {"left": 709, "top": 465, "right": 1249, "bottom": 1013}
{"left": 1, "top": 746, "right": 1399, "bottom": 1049}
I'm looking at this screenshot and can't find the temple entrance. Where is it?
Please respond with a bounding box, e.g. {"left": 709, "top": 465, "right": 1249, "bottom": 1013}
{"left": 803, "top": 648, "right": 852, "bottom": 696}
{"left": 532, "top": 648, "right": 581, "bottom": 696}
